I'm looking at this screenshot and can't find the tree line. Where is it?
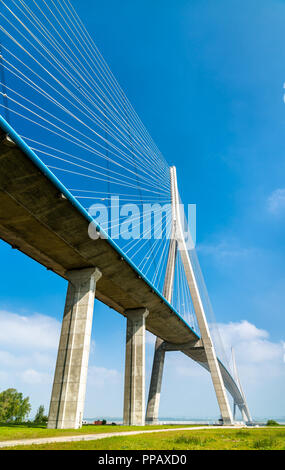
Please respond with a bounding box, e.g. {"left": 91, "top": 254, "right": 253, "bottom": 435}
{"left": 0, "top": 388, "right": 48, "bottom": 424}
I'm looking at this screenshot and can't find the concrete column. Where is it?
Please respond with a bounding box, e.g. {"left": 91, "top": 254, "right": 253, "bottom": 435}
{"left": 145, "top": 337, "right": 165, "bottom": 424}
{"left": 233, "top": 402, "right": 237, "bottom": 421}
{"left": 123, "top": 308, "right": 149, "bottom": 426}
{"left": 146, "top": 237, "right": 177, "bottom": 424}
{"left": 48, "top": 267, "right": 102, "bottom": 429}
{"left": 241, "top": 407, "right": 247, "bottom": 422}
{"left": 240, "top": 405, "right": 250, "bottom": 423}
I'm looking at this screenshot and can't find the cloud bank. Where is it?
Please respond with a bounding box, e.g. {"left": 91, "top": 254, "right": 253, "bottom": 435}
{"left": 0, "top": 311, "right": 283, "bottom": 420}
{"left": 0, "top": 310, "right": 122, "bottom": 419}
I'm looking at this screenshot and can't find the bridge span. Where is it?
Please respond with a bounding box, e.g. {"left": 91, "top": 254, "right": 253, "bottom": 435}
{"left": 0, "top": 117, "right": 251, "bottom": 428}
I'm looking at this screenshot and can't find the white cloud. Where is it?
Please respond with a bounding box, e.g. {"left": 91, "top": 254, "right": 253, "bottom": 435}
{"left": 0, "top": 310, "right": 60, "bottom": 415}
{"left": 20, "top": 369, "right": 51, "bottom": 385}
{"left": 0, "top": 310, "right": 284, "bottom": 420}
{"left": 172, "top": 358, "right": 208, "bottom": 379}
{"left": 267, "top": 188, "right": 285, "bottom": 215}
{"left": 219, "top": 320, "right": 268, "bottom": 343}
{"left": 0, "top": 350, "right": 28, "bottom": 368}
{"left": 218, "top": 320, "right": 283, "bottom": 365}
{"left": 198, "top": 239, "right": 254, "bottom": 260}
{"left": 87, "top": 366, "right": 121, "bottom": 388}
{"left": 0, "top": 350, "right": 55, "bottom": 370}
{"left": 0, "top": 310, "right": 121, "bottom": 418}
{"left": 0, "top": 311, "right": 61, "bottom": 350}
{"left": 213, "top": 320, "right": 285, "bottom": 403}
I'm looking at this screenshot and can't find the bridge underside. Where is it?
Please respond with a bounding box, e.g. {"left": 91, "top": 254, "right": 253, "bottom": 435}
{"left": 0, "top": 126, "right": 247, "bottom": 421}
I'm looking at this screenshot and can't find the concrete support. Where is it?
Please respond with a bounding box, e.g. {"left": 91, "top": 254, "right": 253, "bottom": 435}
{"left": 146, "top": 236, "right": 177, "bottom": 424}
{"left": 240, "top": 407, "right": 247, "bottom": 422}
{"left": 48, "top": 267, "right": 102, "bottom": 429}
{"left": 240, "top": 404, "right": 251, "bottom": 423}
{"left": 233, "top": 402, "right": 237, "bottom": 421}
{"left": 123, "top": 308, "right": 149, "bottom": 426}
{"left": 145, "top": 337, "right": 165, "bottom": 424}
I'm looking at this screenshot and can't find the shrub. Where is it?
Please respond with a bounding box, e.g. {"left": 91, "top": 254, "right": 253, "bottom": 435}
{"left": 34, "top": 405, "right": 48, "bottom": 425}
{"left": 266, "top": 419, "right": 279, "bottom": 426}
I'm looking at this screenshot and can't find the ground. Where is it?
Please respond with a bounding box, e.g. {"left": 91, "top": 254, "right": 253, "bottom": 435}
{"left": 0, "top": 424, "right": 284, "bottom": 450}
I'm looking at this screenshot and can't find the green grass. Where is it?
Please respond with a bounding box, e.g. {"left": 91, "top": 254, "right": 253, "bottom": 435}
{"left": 2, "top": 427, "right": 285, "bottom": 450}
{"left": 0, "top": 423, "right": 197, "bottom": 442}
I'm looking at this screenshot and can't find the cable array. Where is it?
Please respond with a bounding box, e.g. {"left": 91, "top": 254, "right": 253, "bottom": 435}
{"left": 0, "top": 0, "right": 173, "bottom": 294}
{"left": 0, "top": 0, "right": 228, "bottom": 351}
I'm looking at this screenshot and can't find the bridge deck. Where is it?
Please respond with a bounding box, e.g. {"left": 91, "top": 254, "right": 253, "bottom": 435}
{"left": 0, "top": 121, "right": 245, "bottom": 410}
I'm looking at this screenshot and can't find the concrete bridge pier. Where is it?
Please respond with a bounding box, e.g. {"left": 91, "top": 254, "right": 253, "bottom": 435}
{"left": 47, "top": 267, "right": 102, "bottom": 429}
{"left": 240, "top": 404, "right": 251, "bottom": 423}
{"left": 241, "top": 407, "right": 247, "bottom": 422}
{"left": 146, "top": 234, "right": 177, "bottom": 424}
{"left": 145, "top": 337, "right": 165, "bottom": 424}
{"left": 233, "top": 402, "right": 237, "bottom": 421}
{"left": 123, "top": 308, "right": 149, "bottom": 426}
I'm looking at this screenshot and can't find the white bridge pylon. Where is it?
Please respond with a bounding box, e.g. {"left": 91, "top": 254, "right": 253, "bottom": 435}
{"left": 146, "top": 166, "right": 234, "bottom": 425}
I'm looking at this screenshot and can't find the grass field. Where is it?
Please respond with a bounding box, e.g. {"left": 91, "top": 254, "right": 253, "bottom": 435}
{"left": 1, "top": 426, "right": 285, "bottom": 450}
{"left": 0, "top": 423, "right": 197, "bottom": 442}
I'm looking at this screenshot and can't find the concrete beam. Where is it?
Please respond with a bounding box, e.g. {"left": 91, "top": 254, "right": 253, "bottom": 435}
{"left": 123, "top": 308, "right": 149, "bottom": 426}
{"left": 47, "top": 267, "right": 102, "bottom": 429}
{"left": 163, "top": 339, "right": 203, "bottom": 351}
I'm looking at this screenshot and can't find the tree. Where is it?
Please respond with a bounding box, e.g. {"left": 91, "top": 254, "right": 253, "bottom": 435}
{"left": 0, "top": 388, "right": 31, "bottom": 423}
{"left": 34, "top": 405, "right": 48, "bottom": 424}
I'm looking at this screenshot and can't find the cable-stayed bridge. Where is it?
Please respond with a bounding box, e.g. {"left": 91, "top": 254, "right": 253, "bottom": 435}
{"left": 0, "top": 0, "right": 251, "bottom": 428}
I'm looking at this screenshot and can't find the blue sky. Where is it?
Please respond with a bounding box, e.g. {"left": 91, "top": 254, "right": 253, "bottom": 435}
{"left": 0, "top": 0, "right": 285, "bottom": 420}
